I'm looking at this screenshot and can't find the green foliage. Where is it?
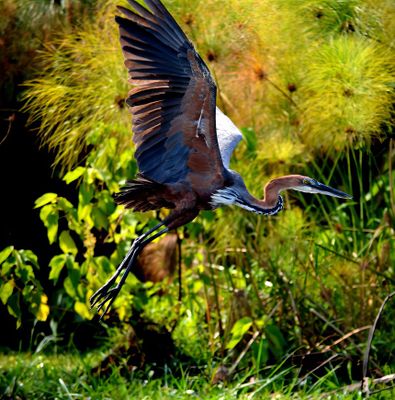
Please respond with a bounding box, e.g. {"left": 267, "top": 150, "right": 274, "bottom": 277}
{"left": 22, "top": 1, "right": 130, "bottom": 172}
{"left": 3, "top": 351, "right": 395, "bottom": 399}
{"left": 299, "top": 0, "right": 367, "bottom": 36}
{"left": 0, "top": 0, "right": 96, "bottom": 103}
{"left": 21, "top": 0, "right": 394, "bottom": 173}
{"left": 226, "top": 317, "right": 253, "bottom": 350}
{"left": 0, "top": 247, "right": 49, "bottom": 328}
{"left": 302, "top": 37, "right": 394, "bottom": 150}
{"left": 27, "top": 128, "right": 144, "bottom": 322}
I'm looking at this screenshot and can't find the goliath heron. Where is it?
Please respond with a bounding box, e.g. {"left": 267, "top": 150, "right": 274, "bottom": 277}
{"left": 90, "top": 0, "right": 352, "bottom": 315}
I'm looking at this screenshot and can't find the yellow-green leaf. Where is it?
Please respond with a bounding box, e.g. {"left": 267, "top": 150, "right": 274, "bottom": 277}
{"left": 63, "top": 166, "right": 85, "bottom": 184}
{"left": 34, "top": 193, "right": 57, "bottom": 208}
{"left": 226, "top": 317, "right": 253, "bottom": 350}
{"left": 74, "top": 301, "right": 93, "bottom": 320}
{"left": 40, "top": 205, "right": 59, "bottom": 244}
{"left": 92, "top": 207, "right": 108, "bottom": 230}
{"left": 49, "top": 254, "right": 67, "bottom": 282}
{"left": 77, "top": 203, "right": 92, "bottom": 224}
{"left": 64, "top": 277, "right": 76, "bottom": 297}
{"left": 0, "top": 246, "right": 14, "bottom": 265}
{"left": 0, "top": 280, "right": 14, "bottom": 304}
{"left": 47, "top": 217, "right": 59, "bottom": 244}
{"left": 59, "top": 231, "right": 77, "bottom": 255}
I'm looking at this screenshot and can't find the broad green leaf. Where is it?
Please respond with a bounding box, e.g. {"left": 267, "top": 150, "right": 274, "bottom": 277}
{"left": 77, "top": 203, "right": 92, "bottom": 224}
{"left": 14, "top": 251, "right": 23, "bottom": 271}
{"left": 92, "top": 207, "right": 108, "bottom": 230}
{"left": 74, "top": 301, "right": 93, "bottom": 320}
{"left": 63, "top": 166, "right": 85, "bottom": 184}
{"left": 34, "top": 193, "right": 57, "bottom": 208}
{"left": 47, "top": 214, "right": 59, "bottom": 244}
{"left": 49, "top": 254, "right": 67, "bottom": 282}
{"left": 94, "top": 256, "right": 112, "bottom": 274}
{"left": 20, "top": 250, "right": 39, "bottom": 269}
{"left": 226, "top": 317, "right": 253, "bottom": 350}
{"left": 0, "top": 246, "right": 14, "bottom": 265}
{"left": 40, "top": 205, "right": 59, "bottom": 244}
{"left": 77, "top": 283, "right": 86, "bottom": 299}
{"left": 87, "top": 167, "right": 104, "bottom": 184}
{"left": 2, "top": 261, "right": 14, "bottom": 275}
{"left": 57, "top": 199, "right": 80, "bottom": 233}
{"left": 57, "top": 197, "right": 75, "bottom": 212}
{"left": 0, "top": 280, "right": 15, "bottom": 304}
{"left": 39, "top": 204, "right": 52, "bottom": 222}
{"left": 80, "top": 260, "right": 89, "bottom": 276}
{"left": 17, "top": 264, "right": 34, "bottom": 283}
{"left": 59, "top": 231, "right": 77, "bottom": 255}
{"left": 97, "top": 191, "right": 116, "bottom": 215}
{"left": 231, "top": 317, "right": 253, "bottom": 336}
{"left": 66, "top": 258, "right": 81, "bottom": 293}
{"left": 64, "top": 277, "right": 76, "bottom": 297}
{"left": 78, "top": 183, "right": 94, "bottom": 206}
{"left": 68, "top": 268, "right": 81, "bottom": 290}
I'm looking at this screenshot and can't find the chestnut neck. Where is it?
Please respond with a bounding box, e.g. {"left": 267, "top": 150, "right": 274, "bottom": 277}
{"left": 243, "top": 175, "right": 301, "bottom": 214}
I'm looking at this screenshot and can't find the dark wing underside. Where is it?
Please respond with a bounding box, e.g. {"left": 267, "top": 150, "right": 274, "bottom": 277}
{"left": 116, "top": 0, "right": 225, "bottom": 187}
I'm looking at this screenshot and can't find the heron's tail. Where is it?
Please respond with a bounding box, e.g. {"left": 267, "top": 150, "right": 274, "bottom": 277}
{"left": 114, "top": 175, "right": 169, "bottom": 212}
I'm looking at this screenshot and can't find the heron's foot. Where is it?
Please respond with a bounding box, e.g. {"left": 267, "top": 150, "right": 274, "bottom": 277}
{"left": 90, "top": 242, "right": 139, "bottom": 318}
{"left": 89, "top": 240, "right": 139, "bottom": 313}
{"left": 96, "top": 286, "right": 121, "bottom": 319}
{"left": 89, "top": 222, "right": 168, "bottom": 319}
{"left": 90, "top": 277, "right": 118, "bottom": 310}
{"left": 90, "top": 280, "right": 124, "bottom": 320}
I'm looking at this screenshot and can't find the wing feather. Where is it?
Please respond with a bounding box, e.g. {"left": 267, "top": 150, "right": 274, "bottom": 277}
{"left": 116, "top": 0, "right": 225, "bottom": 187}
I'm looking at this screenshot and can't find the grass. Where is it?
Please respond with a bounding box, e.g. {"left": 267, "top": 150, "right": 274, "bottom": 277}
{"left": 3, "top": 350, "right": 395, "bottom": 399}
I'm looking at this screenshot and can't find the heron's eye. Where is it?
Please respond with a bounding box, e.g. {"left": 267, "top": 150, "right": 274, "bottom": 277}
{"left": 303, "top": 178, "right": 310, "bottom": 185}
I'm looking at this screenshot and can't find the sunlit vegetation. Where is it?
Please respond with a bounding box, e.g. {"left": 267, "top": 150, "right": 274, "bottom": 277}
{"left": 7, "top": 351, "right": 395, "bottom": 399}
{"left": 1, "top": 0, "right": 394, "bottom": 398}
{"left": 0, "top": 0, "right": 96, "bottom": 104}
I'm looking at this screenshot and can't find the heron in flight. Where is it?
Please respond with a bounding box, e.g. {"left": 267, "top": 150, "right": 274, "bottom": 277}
{"left": 90, "top": 0, "right": 351, "bottom": 315}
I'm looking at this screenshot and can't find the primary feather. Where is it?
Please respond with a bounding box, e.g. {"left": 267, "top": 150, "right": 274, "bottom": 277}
{"left": 116, "top": 0, "right": 225, "bottom": 187}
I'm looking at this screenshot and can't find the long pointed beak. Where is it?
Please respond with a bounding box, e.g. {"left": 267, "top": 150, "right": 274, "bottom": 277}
{"left": 308, "top": 180, "right": 353, "bottom": 199}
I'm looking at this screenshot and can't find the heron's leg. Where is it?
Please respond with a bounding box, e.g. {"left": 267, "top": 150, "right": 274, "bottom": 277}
{"left": 177, "top": 232, "right": 182, "bottom": 303}
{"left": 91, "top": 208, "right": 199, "bottom": 317}
{"left": 90, "top": 221, "right": 165, "bottom": 309}
{"left": 95, "top": 227, "right": 169, "bottom": 317}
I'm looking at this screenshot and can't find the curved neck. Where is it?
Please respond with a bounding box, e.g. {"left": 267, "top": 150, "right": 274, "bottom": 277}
{"left": 212, "top": 173, "right": 295, "bottom": 215}
{"left": 235, "top": 176, "right": 295, "bottom": 215}
{"left": 234, "top": 184, "right": 283, "bottom": 215}
{"left": 242, "top": 192, "right": 283, "bottom": 215}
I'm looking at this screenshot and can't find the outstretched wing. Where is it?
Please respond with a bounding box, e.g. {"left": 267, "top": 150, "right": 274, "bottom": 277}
{"left": 216, "top": 107, "right": 243, "bottom": 169}
{"left": 116, "top": 0, "right": 225, "bottom": 187}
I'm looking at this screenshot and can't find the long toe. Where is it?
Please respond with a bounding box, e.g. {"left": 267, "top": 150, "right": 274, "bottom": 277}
{"left": 90, "top": 285, "right": 111, "bottom": 308}
{"left": 96, "top": 289, "right": 117, "bottom": 312}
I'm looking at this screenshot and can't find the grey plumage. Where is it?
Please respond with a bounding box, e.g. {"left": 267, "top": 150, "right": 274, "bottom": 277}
{"left": 215, "top": 107, "right": 243, "bottom": 169}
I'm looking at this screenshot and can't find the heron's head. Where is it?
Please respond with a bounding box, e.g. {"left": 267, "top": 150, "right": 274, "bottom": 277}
{"left": 279, "top": 175, "right": 352, "bottom": 199}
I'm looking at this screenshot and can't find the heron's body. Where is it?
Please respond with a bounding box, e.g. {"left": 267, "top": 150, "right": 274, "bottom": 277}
{"left": 90, "top": 0, "right": 351, "bottom": 315}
